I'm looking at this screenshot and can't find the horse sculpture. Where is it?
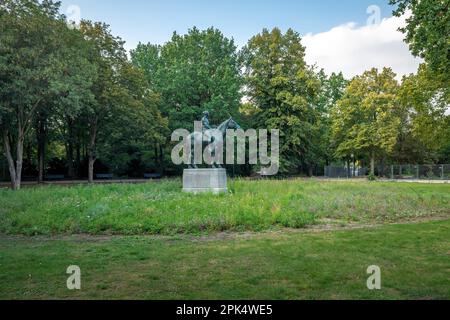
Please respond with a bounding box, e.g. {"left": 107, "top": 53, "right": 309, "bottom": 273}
{"left": 187, "top": 117, "right": 241, "bottom": 169}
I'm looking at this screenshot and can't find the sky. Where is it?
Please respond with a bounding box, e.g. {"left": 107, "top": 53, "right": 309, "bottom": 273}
{"left": 58, "top": 0, "right": 422, "bottom": 79}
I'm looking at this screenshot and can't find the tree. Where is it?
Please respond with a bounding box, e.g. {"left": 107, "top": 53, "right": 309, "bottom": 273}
{"left": 131, "top": 27, "right": 243, "bottom": 132}
{"left": 332, "top": 68, "right": 401, "bottom": 175}
{"left": 129, "top": 43, "right": 167, "bottom": 172}
{"left": 97, "top": 62, "right": 168, "bottom": 177}
{"left": 79, "top": 21, "right": 129, "bottom": 183}
{"left": 35, "top": 19, "right": 97, "bottom": 183}
{"left": 316, "top": 71, "right": 348, "bottom": 168}
{"left": 241, "top": 28, "right": 320, "bottom": 173}
{"left": 397, "top": 64, "right": 450, "bottom": 163}
{"left": 79, "top": 22, "right": 168, "bottom": 181}
{"left": 130, "top": 43, "right": 161, "bottom": 89}
{"left": 0, "top": 0, "right": 79, "bottom": 189}
{"left": 390, "top": 0, "right": 449, "bottom": 80}
{"left": 131, "top": 28, "right": 242, "bottom": 173}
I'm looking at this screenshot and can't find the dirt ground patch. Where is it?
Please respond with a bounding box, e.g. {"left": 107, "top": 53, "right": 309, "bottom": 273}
{"left": 1, "top": 215, "right": 448, "bottom": 244}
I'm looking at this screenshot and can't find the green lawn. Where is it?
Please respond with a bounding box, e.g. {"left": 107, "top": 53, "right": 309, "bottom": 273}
{"left": 0, "top": 180, "right": 449, "bottom": 300}
{"left": 0, "top": 179, "right": 449, "bottom": 236}
{"left": 0, "top": 219, "right": 449, "bottom": 300}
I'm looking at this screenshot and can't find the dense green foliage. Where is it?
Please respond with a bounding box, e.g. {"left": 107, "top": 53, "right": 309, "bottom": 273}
{"left": 390, "top": 0, "right": 449, "bottom": 80}
{"left": 131, "top": 27, "right": 242, "bottom": 131}
{"left": 1, "top": 219, "right": 449, "bottom": 299}
{"left": 0, "top": 180, "right": 448, "bottom": 235}
{"left": 1, "top": 0, "right": 449, "bottom": 188}
{"left": 241, "top": 28, "right": 321, "bottom": 173}
{"left": 0, "top": 0, "right": 96, "bottom": 188}
{"left": 397, "top": 64, "right": 450, "bottom": 163}
{"left": 331, "top": 68, "right": 401, "bottom": 175}
{"left": 316, "top": 71, "right": 349, "bottom": 167}
{"left": 0, "top": 0, "right": 167, "bottom": 189}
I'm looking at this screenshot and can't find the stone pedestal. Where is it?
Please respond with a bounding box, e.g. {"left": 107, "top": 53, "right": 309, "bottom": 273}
{"left": 183, "top": 169, "right": 227, "bottom": 194}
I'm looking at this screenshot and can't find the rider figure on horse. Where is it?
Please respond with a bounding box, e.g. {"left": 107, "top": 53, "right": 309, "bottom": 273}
{"left": 188, "top": 111, "right": 241, "bottom": 169}
{"left": 202, "top": 111, "right": 213, "bottom": 131}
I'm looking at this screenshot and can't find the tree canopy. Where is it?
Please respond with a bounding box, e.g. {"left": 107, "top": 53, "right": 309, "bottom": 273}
{"left": 131, "top": 27, "right": 242, "bottom": 132}
{"left": 241, "top": 28, "right": 321, "bottom": 173}
{"left": 390, "top": 0, "right": 449, "bottom": 80}
{"left": 331, "top": 68, "right": 401, "bottom": 175}
{"left": 1, "top": 0, "right": 449, "bottom": 188}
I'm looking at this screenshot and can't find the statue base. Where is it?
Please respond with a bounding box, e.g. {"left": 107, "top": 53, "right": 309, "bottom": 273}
{"left": 183, "top": 168, "right": 227, "bottom": 194}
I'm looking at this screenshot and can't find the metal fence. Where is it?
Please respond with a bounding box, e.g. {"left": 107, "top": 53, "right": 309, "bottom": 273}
{"left": 325, "top": 164, "right": 450, "bottom": 180}
{"left": 324, "top": 166, "right": 367, "bottom": 178}
{"left": 390, "top": 164, "right": 450, "bottom": 180}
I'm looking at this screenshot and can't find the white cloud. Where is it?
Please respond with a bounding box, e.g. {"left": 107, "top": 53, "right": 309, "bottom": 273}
{"left": 302, "top": 14, "right": 423, "bottom": 80}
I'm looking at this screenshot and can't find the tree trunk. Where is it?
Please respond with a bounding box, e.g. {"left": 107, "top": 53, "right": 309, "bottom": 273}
{"left": 346, "top": 159, "right": 351, "bottom": 178}
{"left": 37, "top": 120, "right": 46, "bottom": 184}
{"left": 37, "top": 141, "right": 44, "bottom": 183}
{"left": 308, "top": 166, "right": 313, "bottom": 177}
{"left": 67, "top": 144, "right": 75, "bottom": 179}
{"left": 370, "top": 151, "right": 375, "bottom": 176}
{"left": 88, "top": 119, "right": 97, "bottom": 184}
{"left": 66, "top": 119, "right": 75, "bottom": 179}
{"left": 159, "top": 144, "right": 164, "bottom": 175}
{"left": 76, "top": 133, "right": 81, "bottom": 178}
{"left": 15, "top": 135, "right": 24, "bottom": 190}
{"left": 3, "top": 129, "right": 24, "bottom": 190}
{"left": 3, "top": 130, "right": 17, "bottom": 189}
{"left": 88, "top": 156, "right": 95, "bottom": 183}
{"left": 154, "top": 144, "right": 159, "bottom": 171}
{"left": 25, "top": 140, "right": 32, "bottom": 166}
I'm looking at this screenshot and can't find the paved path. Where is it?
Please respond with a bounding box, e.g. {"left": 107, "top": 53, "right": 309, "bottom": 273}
{"left": 387, "top": 179, "right": 449, "bottom": 184}
{"left": 321, "top": 178, "right": 449, "bottom": 184}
